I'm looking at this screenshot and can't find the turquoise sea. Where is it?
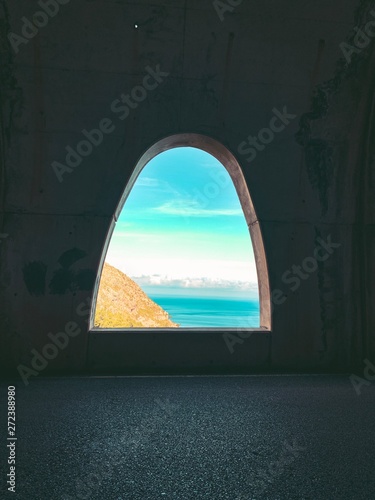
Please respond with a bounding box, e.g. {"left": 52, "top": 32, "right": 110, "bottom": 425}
{"left": 147, "top": 293, "right": 260, "bottom": 328}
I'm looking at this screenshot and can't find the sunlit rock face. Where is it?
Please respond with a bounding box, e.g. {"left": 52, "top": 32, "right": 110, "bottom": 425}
{"left": 95, "top": 263, "right": 178, "bottom": 328}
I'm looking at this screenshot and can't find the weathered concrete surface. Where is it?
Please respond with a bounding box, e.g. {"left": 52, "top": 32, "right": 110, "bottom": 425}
{"left": 0, "top": 0, "right": 374, "bottom": 375}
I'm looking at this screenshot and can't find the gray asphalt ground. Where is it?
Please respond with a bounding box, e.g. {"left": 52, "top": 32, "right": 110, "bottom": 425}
{"left": 1, "top": 375, "right": 374, "bottom": 500}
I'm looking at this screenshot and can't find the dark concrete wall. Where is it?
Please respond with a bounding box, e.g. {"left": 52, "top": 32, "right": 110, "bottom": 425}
{"left": 0, "top": 0, "right": 374, "bottom": 376}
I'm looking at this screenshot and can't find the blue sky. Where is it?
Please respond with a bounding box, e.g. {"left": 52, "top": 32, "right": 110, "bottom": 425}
{"left": 105, "top": 147, "right": 258, "bottom": 297}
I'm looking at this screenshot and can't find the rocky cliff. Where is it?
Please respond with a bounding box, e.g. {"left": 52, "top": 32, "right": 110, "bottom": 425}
{"left": 94, "top": 263, "right": 179, "bottom": 328}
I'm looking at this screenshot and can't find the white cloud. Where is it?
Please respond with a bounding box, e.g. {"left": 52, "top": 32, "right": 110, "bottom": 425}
{"left": 153, "top": 201, "right": 242, "bottom": 217}
{"left": 105, "top": 256, "right": 258, "bottom": 284}
{"left": 134, "top": 177, "right": 160, "bottom": 187}
{"left": 133, "top": 274, "right": 258, "bottom": 291}
{"left": 108, "top": 231, "right": 162, "bottom": 240}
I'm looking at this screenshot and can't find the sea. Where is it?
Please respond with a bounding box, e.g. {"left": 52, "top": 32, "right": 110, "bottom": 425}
{"left": 146, "top": 291, "right": 260, "bottom": 328}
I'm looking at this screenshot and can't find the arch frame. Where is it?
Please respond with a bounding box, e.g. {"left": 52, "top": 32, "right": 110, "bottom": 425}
{"left": 90, "top": 133, "right": 271, "bottom": 331}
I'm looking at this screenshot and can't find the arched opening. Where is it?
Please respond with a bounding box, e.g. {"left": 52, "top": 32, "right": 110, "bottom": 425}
{"left": 90, "top": 134, "right": 271, "bottom": 331}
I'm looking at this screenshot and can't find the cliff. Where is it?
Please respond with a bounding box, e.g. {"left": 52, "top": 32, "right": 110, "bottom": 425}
{"left": 94, "top": 263, "right": 179, "bottom": 328}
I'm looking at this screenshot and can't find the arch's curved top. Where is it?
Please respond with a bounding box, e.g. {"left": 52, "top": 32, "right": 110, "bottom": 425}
{"left": 90, "top": 133, "right": 271, "bottom": 330}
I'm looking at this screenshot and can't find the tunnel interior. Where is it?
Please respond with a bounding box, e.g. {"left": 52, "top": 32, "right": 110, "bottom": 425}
{"left": 0, "top": 0, "right": 374, "bottom": 376}
{"left": 1, "top": 2, "right": 375, "bottom": 499}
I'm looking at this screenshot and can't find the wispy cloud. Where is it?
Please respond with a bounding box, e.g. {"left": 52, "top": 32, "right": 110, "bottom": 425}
{"left": 135, "top": 177, "right": 160, "bottom": 187}
{"left": 153, "top": 201, "right": 242, "bottom": 217}
{"left": 109, "top": 231, "right": 162, "bottom": 240}
{"left": 131, "top": 178, "right": 191, "bottom": 200}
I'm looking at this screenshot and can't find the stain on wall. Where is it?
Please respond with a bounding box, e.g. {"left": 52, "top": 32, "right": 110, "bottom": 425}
{"left": 23, "top": 248, "right": 95, "bottom": 296}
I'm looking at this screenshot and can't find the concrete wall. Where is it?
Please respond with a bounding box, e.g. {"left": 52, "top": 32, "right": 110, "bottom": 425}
{"left": 1, "top": 0, "right": 374, "bottom": 376}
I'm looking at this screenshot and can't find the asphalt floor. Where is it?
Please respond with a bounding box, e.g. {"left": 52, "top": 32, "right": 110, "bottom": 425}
{"left": 1, "top": 375, "right": 374, "bottom": 500}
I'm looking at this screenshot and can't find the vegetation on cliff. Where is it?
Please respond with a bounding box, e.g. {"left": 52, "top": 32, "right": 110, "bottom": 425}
{"left": 94, "top": 263, "right": 178, "bottom": 328}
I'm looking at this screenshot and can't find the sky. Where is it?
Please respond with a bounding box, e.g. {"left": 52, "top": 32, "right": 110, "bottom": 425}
{"left": 104, "top": 147, "right": 259, "bottom": 298}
